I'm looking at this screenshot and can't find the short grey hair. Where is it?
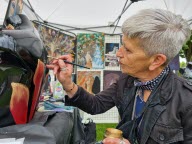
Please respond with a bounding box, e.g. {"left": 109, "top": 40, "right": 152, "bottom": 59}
{"left": 122, "top": 9, "right": 191, "bottom": 63}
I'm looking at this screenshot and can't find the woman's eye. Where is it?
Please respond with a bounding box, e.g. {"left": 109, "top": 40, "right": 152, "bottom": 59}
{"left": 125, "top": 48, "right": 129, "bottom": 52}
{"left": 124, "top": 47, "right": 130, "bottom": 52}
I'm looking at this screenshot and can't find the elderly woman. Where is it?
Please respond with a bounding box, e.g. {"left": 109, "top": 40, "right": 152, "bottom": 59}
{"left": 47, "top": 9, "right": 192, "bottom": 144}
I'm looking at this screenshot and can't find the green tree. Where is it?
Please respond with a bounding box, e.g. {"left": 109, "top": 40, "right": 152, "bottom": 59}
{"left": 181, "top": 32, "right": 192, "bottom": 62}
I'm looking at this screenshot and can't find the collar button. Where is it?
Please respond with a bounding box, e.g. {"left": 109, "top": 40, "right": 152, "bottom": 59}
{"left": 159, "top": 134, "right": 165, "bottom": 141}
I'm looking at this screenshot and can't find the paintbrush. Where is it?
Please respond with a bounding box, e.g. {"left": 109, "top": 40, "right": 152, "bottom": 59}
{"left": 47, "top": 56, "right": 90, "bottom": 69}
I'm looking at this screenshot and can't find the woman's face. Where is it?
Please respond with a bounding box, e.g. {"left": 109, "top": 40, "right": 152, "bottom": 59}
{"left": 116, "top": 35, "right": 152, "bottom": 78}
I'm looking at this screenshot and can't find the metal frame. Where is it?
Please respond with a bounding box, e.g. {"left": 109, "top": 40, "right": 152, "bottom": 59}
{"left": 23, "top": 0, "right": 144, "bottom": 35}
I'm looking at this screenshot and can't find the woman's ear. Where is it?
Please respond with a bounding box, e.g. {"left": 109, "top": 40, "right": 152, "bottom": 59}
{"left": 149, "top": 54, "right": 167, "bottom": 70}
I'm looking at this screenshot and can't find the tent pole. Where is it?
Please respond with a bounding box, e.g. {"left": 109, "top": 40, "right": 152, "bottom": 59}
{"left": 43, "top": 22, "right": 122, "bottom": 35}
{"left": 47, "top": 22, "right": 121, "bottom": 30}
{"left": 111, "top": 0, "right": 129, "bottom": 26}
{"left": 112, "top": 1, "right": 133, "bottom": 34}
{"left": 23, "top": 0, "right": 44, "bottom": 22}
{"left": 33, "top": 20, "right": 76, "bottom": 37}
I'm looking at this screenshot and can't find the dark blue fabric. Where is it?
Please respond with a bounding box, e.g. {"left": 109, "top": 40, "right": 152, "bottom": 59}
{"left": 135, "top": 95, "right": 145, "bottom": 119}
{"left": 135, "top": 94, "right": 145, "bottom": 141}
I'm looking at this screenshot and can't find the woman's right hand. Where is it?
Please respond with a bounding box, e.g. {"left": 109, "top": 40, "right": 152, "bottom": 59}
{"left": 46, "top": 54, "right": 73, "bottom": 87}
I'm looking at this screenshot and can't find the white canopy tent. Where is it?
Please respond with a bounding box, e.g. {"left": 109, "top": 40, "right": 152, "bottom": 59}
{"left": 0, "top": 0, "right": 191, "bottom": 123}
{"left": 1, "top": 0, "right": 192, "bottom": 34}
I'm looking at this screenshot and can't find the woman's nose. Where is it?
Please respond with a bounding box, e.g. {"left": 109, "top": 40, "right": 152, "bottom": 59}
{"left": 116, "top": 47, "right": 123, "bottom": 57}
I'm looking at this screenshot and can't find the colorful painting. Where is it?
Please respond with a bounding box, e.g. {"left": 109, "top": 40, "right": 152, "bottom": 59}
{"left": 105, "top": 43, "right": 119, "bottom": 54}
{"left": 3, "top": 0, "right": 23, "bottom": 27}
{"left": 77, "top": 71, "right": 101, "bottom": 94}
{"left": 103, "top": 70, "right": 121, "bottom": 90}
{"left": 77, "top": 33, "right": 105, "bottom": 69}
{"left": 7, "top": 0, "right": 23, "bottom": 17}
{"left": 33, "top": 22, "right": 76, "bottom": 63}
{"left": 105, "top": 43, "right": 119, "bottom": 68}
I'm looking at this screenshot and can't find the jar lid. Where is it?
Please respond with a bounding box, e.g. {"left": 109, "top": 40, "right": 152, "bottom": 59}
{"left": 104, "top": 128, "right": 123, "bottom": 139}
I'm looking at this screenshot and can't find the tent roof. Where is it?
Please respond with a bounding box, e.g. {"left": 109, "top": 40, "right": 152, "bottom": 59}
{"left": 1, "top": 0, "right": 192, "bottom": 34}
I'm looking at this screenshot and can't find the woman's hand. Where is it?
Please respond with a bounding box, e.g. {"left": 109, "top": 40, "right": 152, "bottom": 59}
{"left": 46, "top": 54, "right": 73, "bottom": 86}
{"left": 102, "top": 138, "right": 130, "bottom": 144}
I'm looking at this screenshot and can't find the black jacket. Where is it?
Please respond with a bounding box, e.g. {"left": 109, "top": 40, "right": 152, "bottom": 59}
{"left": 65, "top": 71, "right": 192, "bottom": 144}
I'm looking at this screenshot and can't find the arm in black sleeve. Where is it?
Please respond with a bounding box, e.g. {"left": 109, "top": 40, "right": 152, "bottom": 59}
{"left": 65, "top": 82, "right": 118, "bottom": 115}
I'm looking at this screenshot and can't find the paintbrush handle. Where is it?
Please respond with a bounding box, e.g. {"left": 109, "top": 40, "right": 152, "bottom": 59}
{"left": 63, "top": 60, "right": 90, "bottom": 69}
{"left": 47, "top": 56, "right": 90, "bottom": 69}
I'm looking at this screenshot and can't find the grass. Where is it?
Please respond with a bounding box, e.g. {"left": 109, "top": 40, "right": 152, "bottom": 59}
{"left": 96, "top": 123, "right": 117, "bottom": 141}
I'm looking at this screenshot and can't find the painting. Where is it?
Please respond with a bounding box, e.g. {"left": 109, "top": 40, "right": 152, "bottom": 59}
{"left": 103, "top": 70, "right": 121, "bottom": 90}
{"left": 3, "top": 0, "right": 23, "bottom": 27}
{"left": 77, "top": 71, "right": 101, "bottom": 94}
{"left": 7, "top": 0, "right": 23, "bottom": 17}
{"left": 105, "top": 43, "right": 119, "bottom": 68}
{"left": 77, "top": 33, "right": 105, "bottom": 69}
{"left": 33, "top": 22, "right": 76, "bottom": 63}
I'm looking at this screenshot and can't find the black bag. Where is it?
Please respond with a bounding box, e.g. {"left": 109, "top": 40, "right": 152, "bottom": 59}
{"left": 84, "top": 118, "right": 96, "bottom": 144}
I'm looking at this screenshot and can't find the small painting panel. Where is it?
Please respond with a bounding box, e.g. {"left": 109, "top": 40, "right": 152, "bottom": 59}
{"left": 77, "top": 33, "right": 105, "bottom": 69}
{"left": 103, "top": 70, "right": 121, "bottom": 90}
{"left": 77, "top": 70, "right": 101, "bottom": 94}
{"left": 105, "top": 43, "right": 119, "bottom": 68}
